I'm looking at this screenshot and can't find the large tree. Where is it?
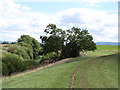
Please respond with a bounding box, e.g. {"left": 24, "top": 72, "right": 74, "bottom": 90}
{"left": 40, "top": 24, "right": 96, "bottom": 58}
{"left": 61, "top": 27, "right": 96, "bottom": 58}
{"left": 40, "top": 24, "right": 64, "bottom": 54}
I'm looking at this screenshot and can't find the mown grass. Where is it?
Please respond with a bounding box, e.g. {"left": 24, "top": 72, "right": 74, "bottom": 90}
{"left": 2, "top": 50, "right": 118, "bottom": 88}
{"left": 74, "top": 54, "right": 118, "bottom": 88}
{"left": 2, "top": 57, "right": 90, "bottom": 88}
{"left": 97, "top": 45, "right": 119, "bottom": 51}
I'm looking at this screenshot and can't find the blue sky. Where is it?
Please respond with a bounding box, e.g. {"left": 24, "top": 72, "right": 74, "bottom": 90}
{"left": 18, "top": 2, "right": 117, "bottom": 14}
{"left": 0, "top": 0, "right": 118, "bottom": 42}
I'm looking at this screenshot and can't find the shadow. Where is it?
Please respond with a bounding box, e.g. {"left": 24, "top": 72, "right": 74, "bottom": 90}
{"left": 63, "top": 56, "right": 92, "bottom": 64}
{"left": 98, "top": 53, "right": 119, "bottom": 59}
{"left": 64, "top": 58, "right": 80, "bottom": 64}
{"left": 64, "top": 53, "right": 119, "bottom": 64}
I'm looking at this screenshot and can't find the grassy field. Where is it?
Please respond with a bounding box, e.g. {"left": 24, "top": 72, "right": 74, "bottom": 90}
{"left": 97, "top": 45, "right": 119, "bottom": 51}
{"left": 74, "top": 54, "right": 118, "bottom": 88}
{"left": 2, "top": 50, "right": 118, "bottom": 88}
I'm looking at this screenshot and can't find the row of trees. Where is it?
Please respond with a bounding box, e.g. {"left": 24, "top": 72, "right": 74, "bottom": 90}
{"left": 2, "top": 24, "right": 96, "bottom": 75}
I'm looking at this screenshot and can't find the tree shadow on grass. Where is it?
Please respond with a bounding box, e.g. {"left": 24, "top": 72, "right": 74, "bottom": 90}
{"left": 63, "top": 56, "right": 93, "bottom": 64}
{"left": 64, "top": 53, "right": 119, "bottom": 65}
{"left": 98, "top": 53, "right": 118, "bottom": 59}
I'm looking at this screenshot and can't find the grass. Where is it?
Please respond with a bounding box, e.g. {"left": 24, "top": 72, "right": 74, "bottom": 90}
{"left": 2, "top": 57, "right": 91, "bottom": 88}
{"left": 97, "top": 45, "right": 119, "bottom": 51}
{"left": 74, "top": 54, "right": 118, "bottom": 88}
{"left": 2, "top": 50, "right": 118, "bottom": 88}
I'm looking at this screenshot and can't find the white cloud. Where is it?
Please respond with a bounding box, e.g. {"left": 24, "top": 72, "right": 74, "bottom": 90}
{"left": 57, "top": 8, "right": 118, "bottom": 42}
{"left": 92, "top": 34, "right": 117, "bottom": 42}
{"left": 0, "top": 0, "right": 118, "bottom": 42}
{"left": 22, "top": 5, "right": 31, "bottom": 10}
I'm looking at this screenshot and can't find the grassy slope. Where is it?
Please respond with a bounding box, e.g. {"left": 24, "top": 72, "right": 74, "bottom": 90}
{"left": 2, "top": 50, "right": 118, "bottom": 88}
{"left": 74, "top": 54, "right": 118, "bottom": 88}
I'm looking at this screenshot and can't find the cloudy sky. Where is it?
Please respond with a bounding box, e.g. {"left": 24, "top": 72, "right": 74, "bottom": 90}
{"left": 0, "top": 0, "right": 118, "bottom": 42}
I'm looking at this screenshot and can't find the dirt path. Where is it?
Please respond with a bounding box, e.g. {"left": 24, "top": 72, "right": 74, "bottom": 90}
{"left": 69, "top": 57, "right": 99, "bottom": 89}
{"left": 3, "top": 58, "right": 73, "bottom": 79}
{"left": 69, "top": 65, "right": 80, "bottom": 89}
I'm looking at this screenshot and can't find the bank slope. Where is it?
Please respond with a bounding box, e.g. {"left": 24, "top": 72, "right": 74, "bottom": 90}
{"left": 2, "top": 51, "right": 118, "bottom": 88}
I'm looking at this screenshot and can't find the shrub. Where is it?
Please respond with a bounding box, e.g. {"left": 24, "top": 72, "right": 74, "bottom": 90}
{"left": 7, "top": 45, "right": 30, "bottom": 60}
{"left": 18, "top": 42, "right": 33, "bottom": 59}
{"left": 2, "top": 54, "right": 27, "bottom": 75}
{"left": 41, "top": 52, "right": 60, "bottom": 64}
{"left": 24, "top": 60, "right": 40, "bottom": 69}
{"left": 18, "top": 35, "right": 43, "bottom": 59}
{"left": 2, "top": 53, "right": 41, "bottom": 76}
{"left": 2, "top": 63, "right": 9, "bottom": 76}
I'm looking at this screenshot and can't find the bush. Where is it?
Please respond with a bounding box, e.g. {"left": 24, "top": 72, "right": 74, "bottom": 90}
{"left": 18, "top": 35, "right": 43, "bottom": 59}
{"left": 41, "top": 52, "right": 60, "bottom": 64}
{"left": 18, "top": 42, "right": 33, "bottom": 59}
{"left": 24, "top": 60, "right": 40, "bottom": 69}
{"left": 2, "top": 54, "right": 27, "bottom": 75}
{"left": 7, "top": 45, "right": 30, "bottom": 60}
{"left": 2, "top": 63, "right": 9, "bottom": 76}
{"left": 2, "top": 53, "right": 40, "bottom": 76}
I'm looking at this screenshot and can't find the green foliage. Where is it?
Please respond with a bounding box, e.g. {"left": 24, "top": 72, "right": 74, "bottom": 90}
{"left": 2, "top": 51, "right": 118, "bottom": 88}
{"left": 2, "top": 35, "right": 43, "bottom": 76}
{"left": 42, "top": 36, "right": 64, "bottom": 54}
{"left": 2, "top": 42, "right": 9, "bottom": 44}
{"left": 18, "top": 42, "right": 33, "bottom": 59}
{"left": 7, "top": 45, "right": 30, "bottom": 60}
{"left": 61, "top": 42, "right": 80, "bottom": 58}
{"left": 32, "top": 38, "right": 43, "bottom": 59}
{"left": 2, "top": 24, "right": 96, "bottom": 75}
{"left": 2, "top": 53, "right": 40, "bottom": 76}
{"left": 11, "top": 42, "right": 16, "bottom": 44}
{"left": 2, "top": 53, "right": 27, "bottom": 75}
{"left": 40, "top": 24, "right": 96, "bottom": 59}
{"left": 40, "top": 24, "right": 65, "bottom": 54}
{"left": 41, "top": 52, "right": 60, "bottom": 64}
{"left": 2, "top": 63, "right": 9, "bottom": 75}
{"left": 44, "top": 24, "right": 63, "bottom": 36}
{"left": 24, "top": 60, "right": 40, "bottom": 69}
{"left": 65, "top": 27, "right": 96, "bottom": 52}
{"left": 18, "top": 35, "right": 43, "bottom": 59}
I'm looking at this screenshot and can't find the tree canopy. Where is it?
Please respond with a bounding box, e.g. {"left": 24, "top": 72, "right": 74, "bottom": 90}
{"left": 18, "top": 35, "right": 43, "bottom": 59}
{"left": 40, "top": 24, "right": 96, "bottom": 58}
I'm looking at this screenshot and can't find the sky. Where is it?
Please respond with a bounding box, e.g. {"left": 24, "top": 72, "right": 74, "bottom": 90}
{"left": 0, "top": 0, "right": 118, "bottom": 42}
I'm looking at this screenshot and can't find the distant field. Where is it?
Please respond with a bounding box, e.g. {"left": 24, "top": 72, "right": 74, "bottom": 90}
{"left": 2, "top": 50, "right": 118, "bottom": 88}
{"left": 97, "top": 45, "right": 119, "bottom": 51}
